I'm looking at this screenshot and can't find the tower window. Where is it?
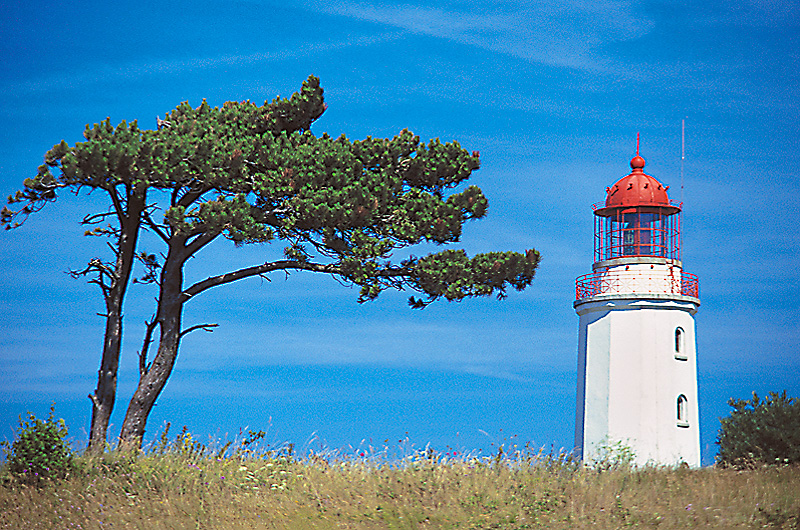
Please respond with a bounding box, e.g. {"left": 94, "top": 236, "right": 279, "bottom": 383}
{"left": 674, "top": 327, "right": 687, "bottom": 360}
{"left": 677, "top": 394, "right": 689, "bottom": 427}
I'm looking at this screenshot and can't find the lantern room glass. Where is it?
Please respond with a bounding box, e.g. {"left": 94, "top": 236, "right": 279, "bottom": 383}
{"left": 594, "top": 207, "right": 681, "bottom": 262}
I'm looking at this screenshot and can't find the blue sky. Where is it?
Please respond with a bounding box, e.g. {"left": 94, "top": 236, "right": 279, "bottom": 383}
{"left": 1, "top": 0, "right": 798, "bottom": 465}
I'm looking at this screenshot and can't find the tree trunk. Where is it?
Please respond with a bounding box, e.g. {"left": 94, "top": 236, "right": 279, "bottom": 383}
{"left": 86, "top": 305, "right": 123, "bottom": 454}
{"left": 118, "top": 240, "right": 186, "bottom": 451}
{"left": 86, "top": 197, "right": 144, "bottom": 455}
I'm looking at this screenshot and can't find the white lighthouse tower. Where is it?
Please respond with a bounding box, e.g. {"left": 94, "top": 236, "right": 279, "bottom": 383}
{"left": 574, "top": 148, "right": 701, "bottom": 467}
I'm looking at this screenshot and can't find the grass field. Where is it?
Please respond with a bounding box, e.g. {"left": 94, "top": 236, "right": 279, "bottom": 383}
{"left": 2, "top": 429, "right": 799, "bottom": 530}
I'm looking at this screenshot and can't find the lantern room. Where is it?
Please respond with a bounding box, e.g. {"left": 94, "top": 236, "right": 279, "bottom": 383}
{"left": 592, "top": 154, "right": 682, "bottom": 263}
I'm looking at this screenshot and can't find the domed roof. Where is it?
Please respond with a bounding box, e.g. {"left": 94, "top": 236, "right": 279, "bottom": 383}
{"left": 595, "top": 155, "right": 680, "bottom": 216}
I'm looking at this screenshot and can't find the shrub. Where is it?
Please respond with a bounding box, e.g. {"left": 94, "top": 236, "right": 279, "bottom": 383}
{"left": 716, "top": 391, "right": 800, "bottom": 468}
{"left": 588, "top": 438, "right": 636, "bottom": 472}
{"left": 1, "top": 404, "right": 75, "bottom": 484}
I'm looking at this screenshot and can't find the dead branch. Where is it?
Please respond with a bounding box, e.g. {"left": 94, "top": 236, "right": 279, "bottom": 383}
{"left": 138, "top": 317, "right": 159, "bottom": 377}
{"left": 179, "top": 323, "right": 219, "bottom": 338}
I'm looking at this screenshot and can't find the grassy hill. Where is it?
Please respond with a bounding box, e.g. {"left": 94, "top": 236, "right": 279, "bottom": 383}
{"left": 2, "top": 434, "right": 798, "bottom": 529}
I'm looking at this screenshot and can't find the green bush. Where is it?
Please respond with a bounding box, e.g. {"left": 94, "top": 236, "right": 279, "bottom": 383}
{"left": 587, "top": 438, "right": 636, "bottom": 472}
{"left": 716, "top": 391, "right": 800, "bottom": 468}
{"left": 1, "top": 405, "right": 75, "bottom": 484}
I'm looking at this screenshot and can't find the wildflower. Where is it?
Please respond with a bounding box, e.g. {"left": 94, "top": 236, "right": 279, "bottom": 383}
{"left": 686, "top": 504, "right": 693, "bottom": 511}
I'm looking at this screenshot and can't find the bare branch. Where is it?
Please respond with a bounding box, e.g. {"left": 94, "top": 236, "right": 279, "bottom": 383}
{"left": 70, "top": 258, "right": 113, "bottom": 277}
{"left": 108, "top": 187, "right": 125, "bottom": 220}
{"left": 142, "top": 210, "right": 170, "bottom": 243}
{"left": 182, "top": 260, "right": 340, "bottom": 301}
{"left": 70, "top": 258, "right": 117, "bottom": 299}
{"left": 179, "top": 323, "right": 219, "bottom": 338}
{"left": 138, "top": 317, "right": 159, "bottom": 377}
{"left": 81, "top": 210, "right": 117, "bottom": 225}
{"left": 106, "top": 241, "right": 121, "bottom": 258}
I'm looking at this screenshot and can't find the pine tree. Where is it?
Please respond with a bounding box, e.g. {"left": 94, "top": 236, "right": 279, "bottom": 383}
{"left": 4, "top": 76, "right": 540, "bottom": 450}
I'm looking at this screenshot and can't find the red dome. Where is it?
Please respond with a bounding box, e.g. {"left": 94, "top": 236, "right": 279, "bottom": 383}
{"left": 595, "top": 155, "right": 679, "bottom": 216}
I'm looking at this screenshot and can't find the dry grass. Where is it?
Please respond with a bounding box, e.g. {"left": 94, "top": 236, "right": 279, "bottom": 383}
{"left": 1, "top": 440, "right": 799, "bottom": 529}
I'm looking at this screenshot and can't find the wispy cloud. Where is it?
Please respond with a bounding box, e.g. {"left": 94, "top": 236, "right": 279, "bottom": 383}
{"left": 305, "top": 0, "right": 654, "bottom": 71}
{"left": 460, "top": 364, "right": 537, "bottom": 383}
{"left": 1, "top": 32, "right": 403, "bottom": 98}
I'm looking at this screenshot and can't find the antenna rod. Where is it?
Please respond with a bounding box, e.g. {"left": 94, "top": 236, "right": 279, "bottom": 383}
{"left": 637, "top": 132, "right": 640, "bottom": 155}
{"left": 681, "top": 119, "right": 685, "bottom": 204}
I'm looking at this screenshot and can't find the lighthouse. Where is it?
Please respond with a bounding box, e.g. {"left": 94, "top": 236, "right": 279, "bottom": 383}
{"left": 574, "top": 149, "right": 701, "bottom": 467}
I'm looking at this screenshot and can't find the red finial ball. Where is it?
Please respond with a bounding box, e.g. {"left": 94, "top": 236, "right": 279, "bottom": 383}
{"left": 630, "top": 155, "right": 646, "bottom": 171}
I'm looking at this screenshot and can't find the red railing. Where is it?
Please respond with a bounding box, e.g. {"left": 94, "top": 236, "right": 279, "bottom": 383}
{"left": 576, "top": 270, "right": 699, "bottom": 300}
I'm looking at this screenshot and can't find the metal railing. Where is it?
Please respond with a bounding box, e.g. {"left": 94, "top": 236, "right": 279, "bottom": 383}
{"left": 576, "top": 270, "right": 699, "bottom": 300}
{"left": 592, "top": 205, "right": 682, "bottom": 263}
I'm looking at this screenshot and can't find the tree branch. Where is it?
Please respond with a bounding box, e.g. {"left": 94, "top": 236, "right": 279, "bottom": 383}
{"left": 170, "top": 186, "right": 180, "bottom": 208}
{"left": 183, "top": 230, "right": 221, "bottom": 259}
{"left": 2, "top": 181, "right": 67, "bottom": 229}
{"left": 182, "top": 260, "right": 340, "bottom": 301}
{"left": 138, "top": 317, "right": 159, "bottom": 377}
{"left": 109, "top": 187, "right": 125, "bottom": 220}
{"left": 70, "top": 258, "right": 116, "bottom": 300}
{"left": 177, "top": 186, "right": 209, "bottom": 209}
{"left": 179, "top": 323, "right": 219, "bottom": 338}
{"left": 106, "top": 241, "right": 121, "bottom": 258}
{"left": 142, "top": 210, "right": 170, "bottom": 243}
{"left": 81, "top": 210, "right": 117, "bottom": 225}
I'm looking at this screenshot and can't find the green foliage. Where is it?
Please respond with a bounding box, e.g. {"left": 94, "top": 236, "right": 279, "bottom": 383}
{"left": 716, "top": 390, "right": 800, "bottom": 468}
{"left": 587, "top": 438, "right": 636, "bottom": 472}
{"left": 1, "top": 405, "right": 75, "bottom": 484}
{"left": 5, "top": 75, "right": 539, "bottom": 308}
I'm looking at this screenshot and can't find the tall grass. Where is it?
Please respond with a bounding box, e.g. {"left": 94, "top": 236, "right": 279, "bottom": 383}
{"left": 2, "top": 429, "right": 798, "bottom": 529}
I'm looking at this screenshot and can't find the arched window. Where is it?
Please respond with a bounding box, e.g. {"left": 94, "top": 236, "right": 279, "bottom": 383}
{"left": 674, "top": 327, "right": 687, "bottom": 360}
{"left": 677, "top": 394, "right": 689, "bottom": 427}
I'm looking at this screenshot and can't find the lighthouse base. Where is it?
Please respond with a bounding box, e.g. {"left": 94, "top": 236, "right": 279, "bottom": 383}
{"left": 574, "top": 295, "right": 700, "bottom": 467}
